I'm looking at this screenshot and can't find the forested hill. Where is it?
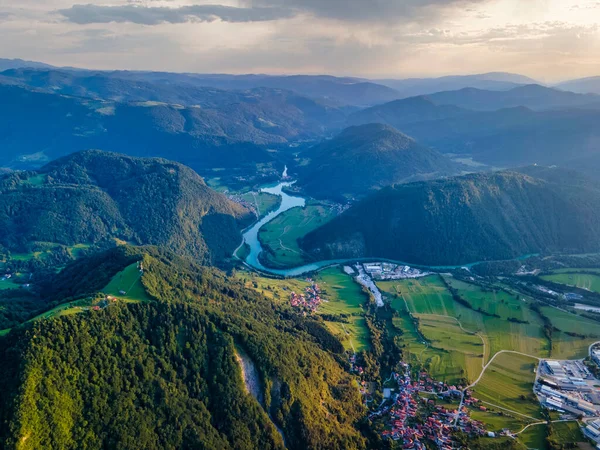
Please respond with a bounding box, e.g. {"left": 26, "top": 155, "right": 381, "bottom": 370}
{"left": 0, "top": 247, "right": 366, "bottom": 450}
{"left": 300, "top": 168, "right": 600, "bottom": 265}
{"left": 0, "top": 151, "right": 252, "bottom": 265}
{"left": 296, "top": 124, "right": 460, "bottom": 200}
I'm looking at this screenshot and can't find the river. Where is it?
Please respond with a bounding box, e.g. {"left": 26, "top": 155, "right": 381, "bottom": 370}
{"left": 237, "top": 175, "right": 538, "bottom": 278}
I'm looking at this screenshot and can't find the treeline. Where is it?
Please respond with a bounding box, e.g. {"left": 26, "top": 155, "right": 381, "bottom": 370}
{"left": 440, "top": 276, "right": 501, "bottom": 318}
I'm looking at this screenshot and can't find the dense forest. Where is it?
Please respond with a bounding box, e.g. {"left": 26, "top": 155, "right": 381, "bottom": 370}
{"left": 0, "top": 247, "right": 367, "bottom": 449}
{"left": 301, "top": 168, "right": 600, "bottom": 265}
{"left": 0, "top": 151, "right": 253, "bottom": 265}
{"left": 296, "top": 124, "right": 459, "bottom": 200}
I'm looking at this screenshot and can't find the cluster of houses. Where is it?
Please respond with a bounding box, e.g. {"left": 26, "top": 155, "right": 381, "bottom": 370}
{"left": 289, "top": 281, "right": 321, "bottom": 313}
{"left": 349, "top": 353, "right": 365, "bottom": 376}
{"left": 368, "top": 365, "right": 490, "bottom": 449}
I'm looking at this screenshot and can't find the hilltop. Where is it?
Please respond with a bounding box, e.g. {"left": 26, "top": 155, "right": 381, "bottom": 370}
{"left": 300, "top": 168, "right": 600, "bottom": 265}
{"left": 296, "top": 124, "right": 460, "bottom": 200}
{"left": 0, "top": 151, "right": 252, "bottom": 265}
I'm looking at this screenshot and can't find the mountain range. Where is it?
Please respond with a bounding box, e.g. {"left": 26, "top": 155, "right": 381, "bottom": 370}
{"left": 0, "top": 151, "right": 252, "bottom": 265}
{"left": 300, "top": 167, "right": 600, "bottom": 266}
{"left": 350, "top": 93, "right": 600, "bottom": 167}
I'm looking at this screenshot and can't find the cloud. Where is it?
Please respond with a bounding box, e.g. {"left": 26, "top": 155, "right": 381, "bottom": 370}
{"left": 243, "top": 0, "right": 488, "bottom": 23}
{"left": 58, "top": 3, "right": 294, "bottom": 25}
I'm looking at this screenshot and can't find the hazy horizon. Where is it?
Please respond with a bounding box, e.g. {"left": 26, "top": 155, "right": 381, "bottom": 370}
{"left": 1, "top": 0, "right": 599, "bottom": 83}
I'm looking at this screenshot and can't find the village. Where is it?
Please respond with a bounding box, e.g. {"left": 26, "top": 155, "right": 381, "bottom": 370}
{"left": 289, "top": 279, "right": 322, "bottom": 313}
{"left": 366, "top": 363, "right": 492, "bottom": 449}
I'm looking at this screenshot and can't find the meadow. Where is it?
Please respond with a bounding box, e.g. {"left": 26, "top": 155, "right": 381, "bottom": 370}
{"left": 258, "top": 201, "right": 338, "bottom": 268}
{"left": 102, "top": 263, "right": 151, "bottom": 302}
{"left": 541, "top": 271, "right": 600, "bottom": 294}
{"left": 240, "top": 192, "right": 281, "bottom": 218}
{"left": 473, "top": 352, "right": 542, "bottom": 419}
{"left": 316, "top": 267, "right": 371, "bottom": 352}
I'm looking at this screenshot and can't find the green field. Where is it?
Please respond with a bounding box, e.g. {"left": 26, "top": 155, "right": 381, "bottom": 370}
{"left": 258, "top": 201, "right": 338, "bottom": 268}
{"left": 240, "top": 192, "right": 281, "bottom": 218}
{"left": 0, "top": 279, "right": 21, "bottom": 290}
{"left": 474, "top": 353, "right": 542, "bottom": 420}
{"left": 541, "top": 271, "right": 600, "bottom": 293}
{"left": 378, "top": 276, "right": 548, "bottom": 371}
{"left": 102, "top": 263, "right": 151, "bottom": 302}
{"left": 316, "top": 267, "right": 371, "bottom": 352}
{"left": 518, "top": 423, "right": 548, "bottom": 450}
{"left": 540, "top": 306, "right": 600, "bottom": 359}
{"left": 469, "top": 409, "right": 530, "bottom": 433}
{"left": 547, "top": 421, "right": 584, "bottom": 447}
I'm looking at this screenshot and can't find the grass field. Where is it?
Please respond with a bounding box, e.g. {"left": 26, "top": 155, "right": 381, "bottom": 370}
{"left": 102, "top": 263, "right": 151, "bottom": 302}
{"left": 541, "top": 271, "right": 600, "bottom": 294}
{"left": 540, "top": 306, "right": 600, "bottom": 359}
{"left": 474, "top": 353, "right": 542, "bottom": 420}
{"left": 258, "top": 201, "right": 338, "bottom": 268}
{"left": 379, "top": 276, "right": 547, "bottom": 361}
{"left": 235, "top": 270, "right": 311, "bottom": 303}
{"left": 316, "top": 267, "right": 371, "bottom": 352}
{"left": 469, "top": 409, "right": 530, "bottom": 433}
{"left": 240, "top": 192, "right": 280, "bottom": 219}
{"left": 0, "top": 279, "right": 21, "bottom": 290}
{"left": 519, "top": 423, "right": 548, "bottom": 450}
{"left": 548, "top": 421, "right": 584, "bottom": 446}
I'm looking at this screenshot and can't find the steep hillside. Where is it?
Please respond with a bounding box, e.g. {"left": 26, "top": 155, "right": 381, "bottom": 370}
{"left": 427, "top": 84, "right": 600, "bottom": 111}
{"left": 300, "top": 169, "right": 600, "bottom": 265}
{"left": 0, "top": 247, "right": 366, "bottom": 450}
{"left": 0, "top": 151, "right": 252, "bottom": 264}
{"left": 296, "top": 124, "right": 460, "bottom": 200}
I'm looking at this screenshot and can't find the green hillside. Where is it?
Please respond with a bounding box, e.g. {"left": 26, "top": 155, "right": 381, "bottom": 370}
{"left": 301, "top": 168, "right": 600, "bottom": 265}
{"left": 0, "top": 151, "right": 253, "bottom": 265}
{"left": 297, "top": 124, "right": 459, "bottom": 200}
{"left": 0, "top": 248, "right": 366, "bottom": 450}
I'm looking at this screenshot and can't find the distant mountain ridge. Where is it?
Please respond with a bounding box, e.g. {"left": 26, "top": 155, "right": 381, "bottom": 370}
{"left": 0, "top": 83, "right": 342, "bottom": 172}
{"left": 0, "top": 151, "right": 252, "bottom": 264}
{"left": 296, "top": 124, "right": 460, "bottom": 200}
{"left": 556, "top": 76, "right": 600, "bottom": 95}
{"left": 350, "top": 94, "right": 600, "bottom": 167}
{"left": 300, "top": 168, "right": 600, "bottom": 265}
{"left": 427, "top": 84, "right": 600, "bottom": 111}
{"left": 375, "top": 72, "right": 539, "bottom": 98}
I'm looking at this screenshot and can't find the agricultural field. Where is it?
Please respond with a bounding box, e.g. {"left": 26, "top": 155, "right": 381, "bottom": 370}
{"left": 378, "top": 276, "right": 547, "bottom": 372}
{"left": 102, "top": 263, "right": 151, "bottom": 302}
{"left": 258, "top": 201, "right": 338, "bottom": 268}
{"left": 474, "top": 353, "right": 542, "bottom": 420}
{"left": 540, "top": 271, "right": 600, "bottom": 294}
{"left": 240, "top": 192, "right": 281, "bottom": 219}
{"left": 389, "top": 300, "right": 473, "bottom": 385}
{"left": 316, "top": 267, "right": 371, "bottom": 352}
{"left": 518, "top": 423, "right": 548, "bottom": 450}
{"left": 540, "top": 306, "right": 600, "bottom": 359}
{"left": 469, "top": 409, "right": 530, "bottom": 433}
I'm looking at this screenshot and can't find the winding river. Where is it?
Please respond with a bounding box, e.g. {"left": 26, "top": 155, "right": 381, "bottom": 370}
{"left": 237, "top": 172, "right": 537, "bottom": 278}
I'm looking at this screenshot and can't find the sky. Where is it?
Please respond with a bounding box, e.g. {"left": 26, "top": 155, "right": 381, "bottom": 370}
{"left": 0, "top": 0, "right": 599, "bottom": 82}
